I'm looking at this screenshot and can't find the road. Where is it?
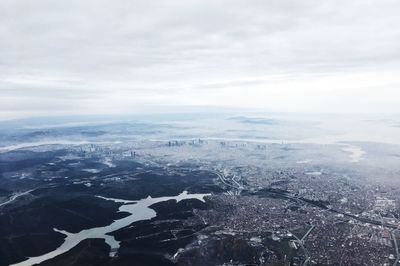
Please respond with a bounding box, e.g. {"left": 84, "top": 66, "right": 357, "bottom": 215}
{"left": 257, "top": 189, "right": 398, "bottom": 229}
{"left": 289, "top": 231, "right": 310, "bottom": 266}
{"left": 0, "top": 190, "right": 33, "bottom": 207}
{"left": 211, "top": 170, "right": 242, "bottom": 190}
{"left": 392, "top": 229, "right": 399, "bottom": 266}
{"left": 301, "top": 225, "right": 315, "bottom": 242}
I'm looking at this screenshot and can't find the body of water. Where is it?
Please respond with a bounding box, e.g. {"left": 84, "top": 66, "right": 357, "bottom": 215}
{"left": 11, "top": 191, "right": 210, "bottom": 266}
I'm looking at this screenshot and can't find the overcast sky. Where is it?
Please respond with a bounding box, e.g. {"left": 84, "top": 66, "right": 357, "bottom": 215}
{"left": 1, "top": 0, "right": 400, "bottom": 119}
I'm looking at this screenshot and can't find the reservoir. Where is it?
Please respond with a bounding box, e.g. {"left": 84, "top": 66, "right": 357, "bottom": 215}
{"left": 11, "top": 191, "right": 210, "bottom": 266}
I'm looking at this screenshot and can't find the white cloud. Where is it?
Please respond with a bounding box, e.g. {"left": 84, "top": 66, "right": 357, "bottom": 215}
{"left": 1, "top": 0, "right": 400, "bottom": 119}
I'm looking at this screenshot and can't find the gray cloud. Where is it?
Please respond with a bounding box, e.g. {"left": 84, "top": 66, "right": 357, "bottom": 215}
{"left": 1, "top": 0, "right": 400, "bottom": 119}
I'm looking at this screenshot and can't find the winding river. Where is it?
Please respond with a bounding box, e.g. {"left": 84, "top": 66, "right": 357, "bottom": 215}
{"left": 11, "top": 191, "right": 210, "bottom": 266}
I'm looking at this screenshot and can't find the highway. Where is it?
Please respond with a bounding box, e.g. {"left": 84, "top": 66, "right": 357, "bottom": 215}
{"left": 301, "top": 225, "right": 315, "bottom": 242}
{"left": 257, "top": 189, "right": 398, "bottom": 229}
{"left": 211, "top": 170, "right": 242, "bottom": 190}
{"left": 0, "top": 190, "right": 33, "bottom": 207}
{"left": 289, "top": 231, "right": 310, "bottom": 266}
{"left": 392, "top": 229, "right": 399, "bottom": 266}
